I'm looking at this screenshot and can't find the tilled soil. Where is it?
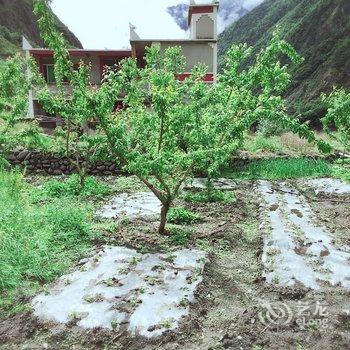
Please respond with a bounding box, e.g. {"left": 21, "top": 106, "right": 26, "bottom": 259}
{"left": 0, "top": 180, "right": 349, "bottom": 350}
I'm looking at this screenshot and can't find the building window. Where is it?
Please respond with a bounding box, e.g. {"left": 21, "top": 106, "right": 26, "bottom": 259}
{"left": 43, "top": 64, "right": 55, "bottom": 83}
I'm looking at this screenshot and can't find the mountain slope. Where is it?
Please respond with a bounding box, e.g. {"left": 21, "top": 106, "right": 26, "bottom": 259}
{"left": 0, "top": 0, "right": 82, "bottom": 57}
{"left": 218, "top": 0, "right": 350, "bottom": 124}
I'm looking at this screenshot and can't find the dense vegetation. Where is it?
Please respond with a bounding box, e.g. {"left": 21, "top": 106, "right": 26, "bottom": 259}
{"left": 0, "top": 171, "right": 107, "bottom": 315}
{"left": 218, "top": 0, "right": 350, "bottom": 125}
{"left": 0, "top": 0, "right": 82, "bottom": 57}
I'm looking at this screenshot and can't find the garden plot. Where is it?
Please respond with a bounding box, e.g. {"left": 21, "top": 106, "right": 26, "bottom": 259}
{"left": 304, "top": 177, "right": 350, "bottom": 195}
{"left": 32, "top": 246, "right": 206, "bottom": 338}
{"left": 258, "top": 180, "right": 350, "bottom": 290}
{"left": 184, "top": 178, "right": 236, "bottom": 191}
{"left": 98, "top": 192, "right": 161, "bottom": 220}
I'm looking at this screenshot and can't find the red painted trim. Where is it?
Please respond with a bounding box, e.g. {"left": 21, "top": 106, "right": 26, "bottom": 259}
{"left": 177, "top": 73, "right": 214, "bottom": 82}
{"left": 97, "top": 51, "right": 131, "bottom": 57}
{"left": 29, "top": 49, "right": 132, "bottom": 57}
{"left": 188, "top": 5, "right": 214, "bottom": 25}
{"left": 192, "top": 6, "right": 214, "bottom": 14}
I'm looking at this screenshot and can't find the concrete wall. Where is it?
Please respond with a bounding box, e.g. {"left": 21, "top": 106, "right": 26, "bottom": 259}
{"left": 196, "top": 15, "right": 215, "bottom": 39}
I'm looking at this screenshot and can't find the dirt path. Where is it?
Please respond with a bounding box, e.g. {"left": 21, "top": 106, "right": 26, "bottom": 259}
{"left": 0, "top": 180, "right": 349, "bottom": 350}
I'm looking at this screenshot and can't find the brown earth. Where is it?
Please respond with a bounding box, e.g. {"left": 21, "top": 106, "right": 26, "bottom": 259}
{"left": 0, "top": 180, "right": 350, "bottom": 350}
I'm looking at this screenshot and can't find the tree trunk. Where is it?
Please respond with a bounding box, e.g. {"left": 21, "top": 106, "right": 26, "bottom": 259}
{"left": 78, "top": 169, "right": 86, "bottom": 193}
{"left": 158, "top": 200, "right": 171, "bottom": 235}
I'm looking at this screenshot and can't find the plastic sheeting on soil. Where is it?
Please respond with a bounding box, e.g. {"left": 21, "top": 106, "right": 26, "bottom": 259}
{"left": 305, "top": 178, "right": 350, "bottom": 195}
{"left": 258, "top": 180, "right": 350, "bottom": 290}
{"left": 184, "top": 178, "right": 236, "bottom": 191}
{"left": 98, "top": 192, "right": 161, "bottom": 220}
{"left": 32, "top": 246, "right": 206, "bottom": 338}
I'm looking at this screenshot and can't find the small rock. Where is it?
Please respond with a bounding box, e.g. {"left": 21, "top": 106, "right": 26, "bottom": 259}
{"left": 320, "top": 249, "right": 330, "bottom": 257}
{"left": 291, "top": 208, "right": 303, "bottom": 218}
{"left": 269, "top": 204, "right": 279, "bottom": 211}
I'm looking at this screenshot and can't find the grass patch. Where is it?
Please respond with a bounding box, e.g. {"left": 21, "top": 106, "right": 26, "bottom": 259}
{"left": 113, "top": 175, "right": 146, "bottom": 193}
{"left": 332, "top": 160, "right": 350, "bottom": 182}
{"left": 225, "top": 157, "right": 332, "bottom": 180}
{"left": 41, "top": 174, "right": 110, "bottom": 198}
{"left": 168, "top": 207, "right": 200, "bottom": 225}
{"left": 245, "top": 133, "right": 284, "bottom": 153}
{"left": 0, "top": 171, "right": 97, "bottom": 316}
{"left": 169, "top": 227, "right": 192, "bottom": 246}
{"left": 183, "top": 189, "right": 235, "bottom": 203}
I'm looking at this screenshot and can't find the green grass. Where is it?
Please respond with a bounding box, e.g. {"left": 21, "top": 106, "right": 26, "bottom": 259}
{"left": 245, "top": 133, "right": 284, "bottom": 153}
{"left": 169, "top": 227, "right": 192, "bottom": 246}
{"left": 41, "top": 174, "right": 110, "bottom": 198}
{"left": 168, "top": 207, "right": 200, "bottom": 225}
{"left": 225, "top": 157, "right": 332, "bottom": 180}
{"left": 0, "top": 171, "right": 97, "bottom": 316}
{"left": 182, "top": 188, "right": 235, "bottom": 203}
{"left": 332, "top": 159, "right": 350, "bottom": 182}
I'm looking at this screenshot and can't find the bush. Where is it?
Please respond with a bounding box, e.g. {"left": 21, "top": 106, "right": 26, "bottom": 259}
{"left": 168, "top": 207, "right": 200, "bottom": 225}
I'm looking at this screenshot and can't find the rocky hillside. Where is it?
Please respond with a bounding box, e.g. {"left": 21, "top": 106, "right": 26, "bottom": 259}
{"left": 0, "top": 0, "right": 82, "bottom": 57}
{"left": 218, "top": 0, "right": 350, "bottom": 125}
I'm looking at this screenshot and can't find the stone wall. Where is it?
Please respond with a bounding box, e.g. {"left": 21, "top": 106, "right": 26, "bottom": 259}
{"left": 6, "top": 149, "right": 338, "bottom": 176}
{"left": 7, "top": 150, "right": 123, "bottom": 176}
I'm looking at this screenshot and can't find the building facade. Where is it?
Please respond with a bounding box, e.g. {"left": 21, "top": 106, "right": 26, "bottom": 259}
{"left": 24, "top": 1, "right": 219, "bottom": 117}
